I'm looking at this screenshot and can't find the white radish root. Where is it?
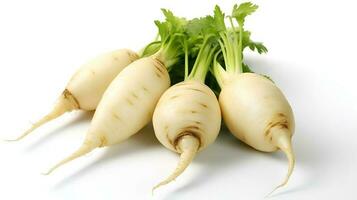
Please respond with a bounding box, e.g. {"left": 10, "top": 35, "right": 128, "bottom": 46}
{"left": 153, "top": 135, "right": 199, "bottom": 191}
{"left": 267, "top": 127, "right": 295, "bottom": 196}
{"left": 152, "top": 80, "right": 221, "bottom": 190}
{"left": 6, "top": 89, "right": 79, "bottom": 141}
{"left": 44, "top": 56, "right": 170, "bottom": 174}
{"left": 219, "top": 73, "right": 295, "bottom": 194}
{"left": 9, "top": 49, "right": 138, "bottom": 141}
{"left": 43, "top": 138, "right": 101, "bottom": 175}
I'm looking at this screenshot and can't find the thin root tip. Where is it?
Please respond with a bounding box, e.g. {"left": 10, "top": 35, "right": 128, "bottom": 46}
{"left": 265, "top": 183, "right": 284, "bottom": 198}
{"left": 3, "top": 138, "right": 20, "bottom": 142}
{"left": 151, "top": 182, "right": 166, "bottom": 194}
{"left": 4, "top": 127, "right": 38, "bottom": 142}
{"left": 40, "top": 141, "right": 98, "bottom": 176}
{"left": 267, "top": 127, "right": 295, "bottom": 197}
{"left": 151, "top": 135, "right": 199, "bottom": 193}
{"left": 265, "top": 165, "right": 292, "bottom": 198}
{"left": 41, "top": 166, "right": 57, "bottom": 176}
{"left": 151, "top": 187, "right": 156, "bottom": 196}
{"left": 3, "top": 134, "right": 28, "bottom": 142}
{"left": 41, "top": 171, "right": 51, "bottom": 176}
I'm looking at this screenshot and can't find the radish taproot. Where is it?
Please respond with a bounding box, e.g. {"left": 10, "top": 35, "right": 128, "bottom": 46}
{"left": 10, "top": 49, "right": 139, "bottom": 141}
{"left": 152, "top": 17, "right": 221, "bottom": 190}
{"left": 212, "top": 4, "right": 295, "bottom": 194}
{"left": 43, "top": 11, "right": 187, "bottom": 174}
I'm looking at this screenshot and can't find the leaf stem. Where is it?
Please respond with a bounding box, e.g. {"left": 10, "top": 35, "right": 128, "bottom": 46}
{"left": 188, "top": 37, "right": 216, "bottom": 82}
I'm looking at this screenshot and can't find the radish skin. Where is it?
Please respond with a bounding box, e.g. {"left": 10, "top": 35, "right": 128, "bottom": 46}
{"left": 152, "top": 80, "right": 221, "bottom": 190}
{"left": 219, "top": 73, "right": 295, "bottom": 194}
{"left": 151, "top": 14, "right": 222, "bottom": 190}
{"left": 44, "top": 56, "right": 170, "bottom": 174}
{"left": 66, "top": 49, "right": 139, "bottom": 110}
{"left": 10, "top": 49, "right": 138, "bottom": 141}
{"left": 212, "top": 3, "right": 295, "bottom": 194}
{"left": 44, "top": 8, "right": 187, "bottom": 173}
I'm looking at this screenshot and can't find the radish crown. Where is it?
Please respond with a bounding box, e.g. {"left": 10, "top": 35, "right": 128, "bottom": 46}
{"left": 212, "top": 3, "right": 268, "bottom": 87}
{"left": 153, "top": 9, "right": 188, "bottom": 69}
{"left": 154, "top": 11, "right": 221, "bottom": 84}
{"left": 185, "top": 16, "right": 220, "bottom": 82}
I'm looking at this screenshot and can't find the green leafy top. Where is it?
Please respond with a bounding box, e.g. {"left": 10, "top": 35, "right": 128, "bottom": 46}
{"left": 184, "top": 15, "right": 220, "bottom": 82}
{"left": 213, "top": 6, "right": 226, "bottom": 32}
{"left": 153, "top": 9, "right": 188, "bottom": 70}
{"left": 150, "top": 3, "right": 268, "bottom": 89}
{"left": 155, "top": 9, "right": 187, "bottom": 42}
{"left": 212, "top": 2, "right": 268, "bottom": 87}
{"left": 152, "top": 9, "right": 219, "bottom": 82}
{"left": 232, "top": 2, "right": 258, "bottom": 26}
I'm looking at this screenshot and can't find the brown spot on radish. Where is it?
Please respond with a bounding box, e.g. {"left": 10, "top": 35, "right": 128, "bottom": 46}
{"left": 90, "top": 70, "right": 96, "bottom": 76}
{"left": 142, "top": 86, "right": 149, "bottom": 93}
{"left": 154, "top": 64, "right": 165, "bottom": 75}
{"left": 184, "top": 125, "right": 200, "bottom": 131}
{"left": 195, "top": 121, "right": 202, "bottom": 125}
{"left": 170, "top": 95, "right": 179, "bottom": 100}
{"left": 270, "top": 121, "right": 282, "bottom": 128}
{"left": 155, "top": 71, "right": 162, "bottom": 78}
{"left": 191, "top": 110, "right": 197, "bottom": 114}
{"left": 100, "top": 136, "right": 108, "bottom": 147}
{"left": 112, "top": 113, "right": 121, "bottom": 121}
{"left": 185, "top": 87, "right": 207, "bottom": 94}
{"left": 265, "top": 129, "right": 271, "bottom": 136}
{"left": 131, "top": 92, "right": 138, "bottom": 99}
{"left": 264, "top": 114, "right": 289, "bottom": 141}
{"left": 278, "top": 113, "right": 285, "bottom": 117}
{"left": 198, "top": 103, "right": 208, "bottom": 108}
{"left": 62, "top": 89, "right": 80, "bottom": 109}
{"left": 174, "top": 131, "right": 202, "bottom": 151}
{"left": 153, "top": 57, "right": 166, "bottom": 71}
{"left": 279, "top": 123, "right": 289, "bottom": 129}
{"left": 266, "top": 119, "right": 289, "bottom": 130}
{"left": 127, "top": 51, "right": 139, "bottom": 62}
{"left": 126, "top": 98, "right": 134, "bottom": 106}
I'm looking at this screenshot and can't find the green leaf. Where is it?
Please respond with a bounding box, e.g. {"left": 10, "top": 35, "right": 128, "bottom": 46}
{"left": 248, "top": 42, "right": 268, "bottom": 54}
{"left": 213, "top": 5, "right": 226, "bottom": 32}
{"left": 140, "top": 41, "right": 161, "bottom": 57}
{"left": 154, "top": 20, "right": 169, "bottom": 43}
{"left": 242, "top": 30, "right": 268, "bottom": 54}
{"left": 187, "top": 16, "right": 216, "bottom": 37}
{"left": 161, "top": 9, "right": 187, "bottom": 32}
{"left": 153, "top": 9, "right": 191, "bottom": 68}
{"left": 155, "top": 9, "right": 188, "bottom": 44}
{"left": 232, "top": 2, "right": 258, "bottom": 25}
{"left": 242, "top": 62, "right": 253, "bottom": 73}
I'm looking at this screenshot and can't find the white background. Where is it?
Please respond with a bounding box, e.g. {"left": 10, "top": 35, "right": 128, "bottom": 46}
{"left": 0, "top": 0, "right": 356, "bottom": 199}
